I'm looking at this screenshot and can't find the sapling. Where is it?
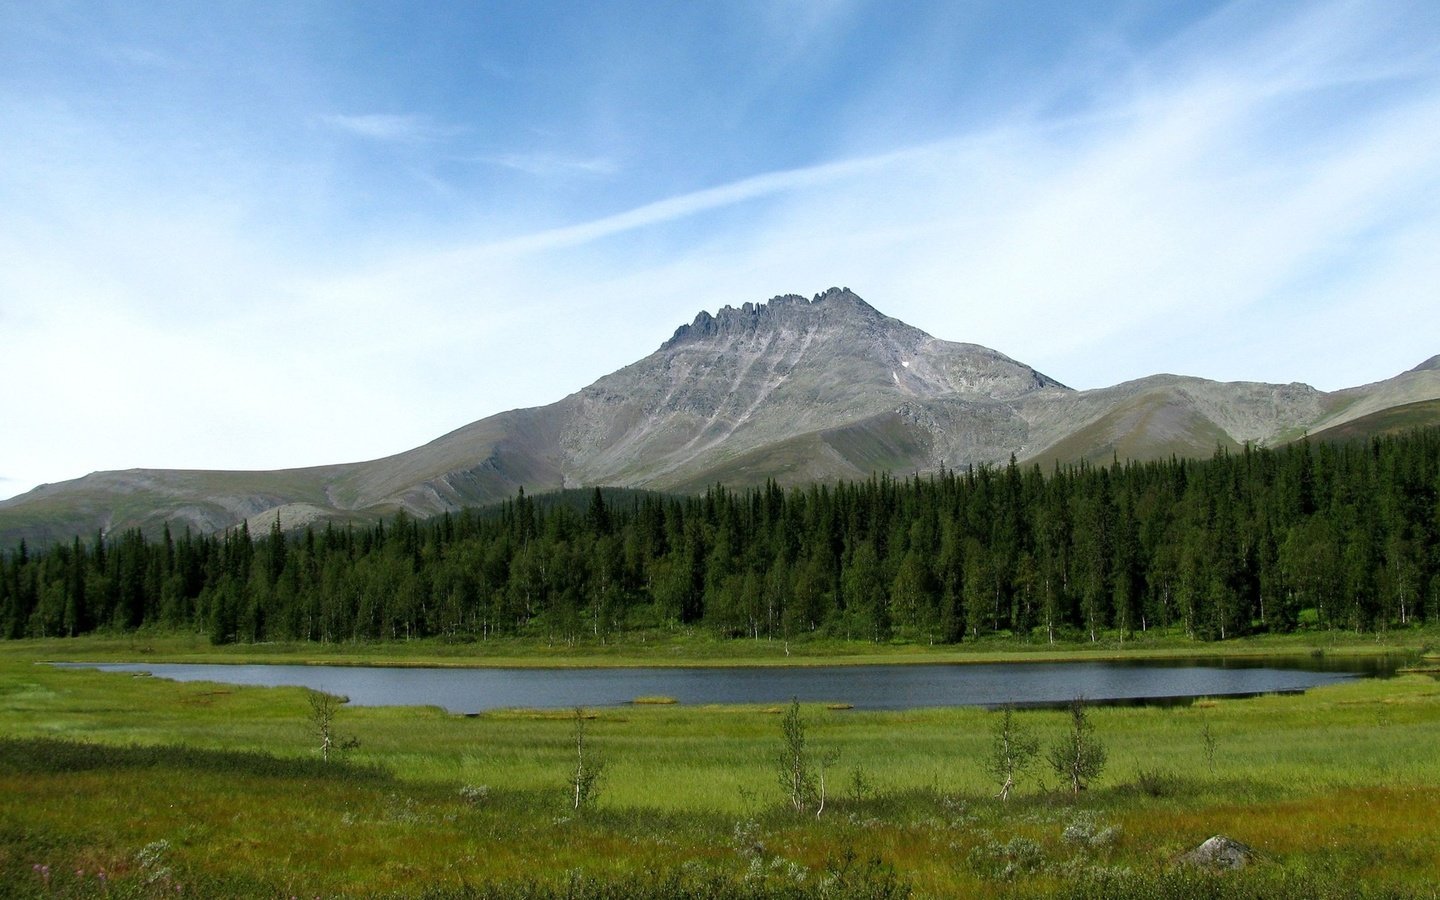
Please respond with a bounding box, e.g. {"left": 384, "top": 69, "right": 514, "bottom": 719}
{"left": 307, "top": 690, "right": 359, "bottom": 763}
{"left": 815, "top": 746, "right": 840, "bottom": 818}
{"left": 777, "top": 698, "right": 817, "bottom": 814}
{"left": 987, "top": 705, "right": 1040, "bottom": 802}
{"left": 1048, "top": 697, "right": 1106, "bottom": 793}
{"left": 570, "top": 706, "right": 603, "bottom": 810}
{"left": 1200, "top": 718, "right": 1218, "bottom": 776}
{"left": 847, "top": 766, "right": 874, "bottom": 805}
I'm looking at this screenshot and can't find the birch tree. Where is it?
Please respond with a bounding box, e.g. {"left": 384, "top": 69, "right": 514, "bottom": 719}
{"left": 986, "top": 705, "right": 1039, "bottom": 801}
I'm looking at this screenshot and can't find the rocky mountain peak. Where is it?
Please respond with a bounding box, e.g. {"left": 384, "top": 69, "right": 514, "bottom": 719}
{"left": 811, "top": 284, "right": 878, "bottom": 310}
{"left": 1408, "top": 354, "right": 1440, "bottom": 374}
{"left": 660, "top": 287, "right": 887, "bottom": 351}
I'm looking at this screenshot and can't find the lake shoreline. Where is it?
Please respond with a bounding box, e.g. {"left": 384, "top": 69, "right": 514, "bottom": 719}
{"left": 15, "top": 626, "right": 1430, "bottom": 670}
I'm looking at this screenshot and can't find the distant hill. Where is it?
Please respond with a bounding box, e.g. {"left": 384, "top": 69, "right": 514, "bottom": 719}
{"left": 3, "top": 287, "right": 1437, "bottom": 547}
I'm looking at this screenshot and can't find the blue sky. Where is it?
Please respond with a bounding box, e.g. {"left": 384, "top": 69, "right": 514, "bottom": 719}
{"left": 2, "top": 0, "right": 1438, "bottom": 500}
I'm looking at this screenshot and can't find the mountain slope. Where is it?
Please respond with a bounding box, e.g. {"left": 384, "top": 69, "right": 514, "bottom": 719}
{"left": 2, "top": 287, "right": 1437, "bottom": 547}
{"left": 1305, "top": 398, "right": 1440, "bottom": 443}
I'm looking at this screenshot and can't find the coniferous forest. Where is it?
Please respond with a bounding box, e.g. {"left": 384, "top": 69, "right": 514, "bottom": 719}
{"left": 3, "top": 430, "right": 1438, "bottom": 646}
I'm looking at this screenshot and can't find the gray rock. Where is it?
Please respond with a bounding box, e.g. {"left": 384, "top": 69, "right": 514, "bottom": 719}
{"left": 1180, "top": 835, "right": 1254, "bottom": 870}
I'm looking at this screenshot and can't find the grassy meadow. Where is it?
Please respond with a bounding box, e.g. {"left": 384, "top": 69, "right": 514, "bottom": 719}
{"left": 1, "top": 630, "right": 1439, "bottom": 897}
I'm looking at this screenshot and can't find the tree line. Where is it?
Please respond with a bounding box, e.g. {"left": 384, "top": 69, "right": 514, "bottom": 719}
{"left": 3, "top": 429, "right": 1438, "bottom": 645}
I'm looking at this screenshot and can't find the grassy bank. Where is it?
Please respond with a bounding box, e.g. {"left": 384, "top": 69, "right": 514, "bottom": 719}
{"left": 8, "top": 623, "right": 1437, "bottom": 668}
{"left": 2, "top": 633, "right": 1439, "bottom": 897}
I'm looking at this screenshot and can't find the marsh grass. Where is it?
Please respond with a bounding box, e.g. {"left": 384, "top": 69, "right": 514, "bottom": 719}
{"left": 13, "top": 623, "right": 1437, "bottom": 668}
{"left": 0, "top": 735, "right": 390, "bottom": 782}
{"left": 2, "top": 635, "right": 1439, "bottom": 896}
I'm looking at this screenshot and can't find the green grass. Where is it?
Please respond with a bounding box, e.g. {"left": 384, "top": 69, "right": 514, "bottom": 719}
{"left": 2, "top": 633, "right": 1439, "bottom": 897}
{"left": 12, "top": 621, "right": 1435, "bottom": 668}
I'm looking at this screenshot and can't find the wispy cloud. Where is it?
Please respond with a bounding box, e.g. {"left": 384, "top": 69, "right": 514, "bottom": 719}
{"left": 486, "top": 147, "right": 918, "bottom": 253}
{"left": 99, "top": 44, "right": 175, "bottom": 69}
{"left": 322, "top": 113, "right": 457, "bottom": 143}
{"left": 479, "top": 152, "right": 618, "bottom": 177}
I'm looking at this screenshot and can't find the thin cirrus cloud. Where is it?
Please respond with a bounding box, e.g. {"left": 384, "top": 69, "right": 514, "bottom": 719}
{"left": 478, "top": 152, "right": 619, "bottom": 177}
{"left": 321, "top": 113, "right": 458, "bottom": 143}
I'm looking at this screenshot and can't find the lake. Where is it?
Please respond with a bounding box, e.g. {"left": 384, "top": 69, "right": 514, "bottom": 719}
{"left": 59, "top": 655, "right": 1396, "bottom": 714}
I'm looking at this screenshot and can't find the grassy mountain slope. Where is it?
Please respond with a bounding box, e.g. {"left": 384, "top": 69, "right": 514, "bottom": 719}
{"left": 664, "top": 411, "right": 935, "bottom": 493}
{"left": 0, "top": 466, "right": 346, "bottom": 547}
{"left": 1026, "top": 391, "right": 1241, "bottom": 469}
{"left": 1303, "top": 397, "right": 1440, "bottom": 443}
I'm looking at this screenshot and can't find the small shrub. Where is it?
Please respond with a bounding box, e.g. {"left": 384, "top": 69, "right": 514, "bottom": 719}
{"left": 1132, "top": 766, "right": 1183, "bottom": 798}
{"left": 847, "top": 765, "right": 874, "bottom": 804}
{"left": 968, "top": 835, "right": 1048, "bottom": 880}
{"left": 731, "top": 819, "right": 766, "bottom": 860}
{"left": 818, "top": 847, "right": 911, "bottom": 899}
{"left": 459, "top": 784, "right": 491, "bottom": 806}
{"left": 1062, "top": 812, "right": 1121, "bottom": 850}
{"left": 384, "top": 793, "right": 425, "bottom": 825}
{"left": 744, "top": 855, "right": 808, "bottom": 889}
{"left": 135, "top": 838, "right": 173, "bottom": 885}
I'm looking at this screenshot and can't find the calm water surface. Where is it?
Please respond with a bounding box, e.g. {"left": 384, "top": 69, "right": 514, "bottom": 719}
{"left": 60, "top": 656, "right": 1395, "bottom": 714}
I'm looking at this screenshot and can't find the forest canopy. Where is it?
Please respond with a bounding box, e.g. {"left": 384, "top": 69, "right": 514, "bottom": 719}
{"left": 3, "top": 430, "right": 1438, "bottom": 645}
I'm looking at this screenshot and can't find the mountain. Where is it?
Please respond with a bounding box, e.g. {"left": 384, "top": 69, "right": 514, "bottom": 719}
{"left": 3, "top": 287, "right": 1438, "bottom": 548}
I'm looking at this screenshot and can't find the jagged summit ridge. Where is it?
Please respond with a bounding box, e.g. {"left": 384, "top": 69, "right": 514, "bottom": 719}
{"left": 656, "top": 286, "right": 1061, "bottom": 399}
{"left": 662, "top": 287, "right": 878, "bottom": 350}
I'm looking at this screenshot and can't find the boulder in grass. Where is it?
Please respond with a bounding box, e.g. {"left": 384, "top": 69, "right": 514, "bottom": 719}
{"left": 1180, "top": 835, "right": 1254, "bottom": 870}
